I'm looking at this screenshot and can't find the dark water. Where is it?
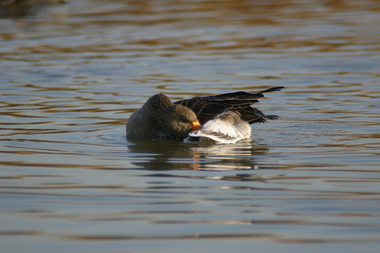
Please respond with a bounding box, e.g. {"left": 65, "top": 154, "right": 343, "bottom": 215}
{"left": 1, "top": 0, "right": 380, "bottom": 252}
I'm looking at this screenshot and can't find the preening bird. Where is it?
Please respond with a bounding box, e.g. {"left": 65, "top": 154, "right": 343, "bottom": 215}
{"left": 126, "top": 86, "right": 284, "bottom": 143}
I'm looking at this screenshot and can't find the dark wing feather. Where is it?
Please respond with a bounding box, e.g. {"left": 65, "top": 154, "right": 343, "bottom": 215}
{"left": 174, "top": 86, "right": 284, "bottom": 125}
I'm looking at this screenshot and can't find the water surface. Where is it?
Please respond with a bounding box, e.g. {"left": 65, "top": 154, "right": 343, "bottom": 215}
{"left": 1, "top": 0, "right": 380, "bottom": 252}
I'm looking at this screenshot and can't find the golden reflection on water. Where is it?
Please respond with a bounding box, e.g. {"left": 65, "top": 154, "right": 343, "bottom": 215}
{"left": 1, "top": 0, "right": 380, "bottom": 252}
{"left": 127, "top": 139, "right": 266, "bottom": 171}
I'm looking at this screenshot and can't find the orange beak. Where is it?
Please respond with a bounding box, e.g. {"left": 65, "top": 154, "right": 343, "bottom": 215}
{"left": 192, "top": 120, "right": 202, "bottom": 131}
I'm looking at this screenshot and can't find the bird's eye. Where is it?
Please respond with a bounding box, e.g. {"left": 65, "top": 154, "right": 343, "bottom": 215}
{"left": 179, "top": 117, "right": 189, "bottom": 123}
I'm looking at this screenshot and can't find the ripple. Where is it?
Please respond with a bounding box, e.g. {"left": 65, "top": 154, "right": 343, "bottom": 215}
{"left": 1, "top": 0, "right": 380, "bottom": 253}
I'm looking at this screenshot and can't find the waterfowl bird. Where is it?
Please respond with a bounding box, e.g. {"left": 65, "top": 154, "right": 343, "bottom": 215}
{"left": 126, "top": 86, "right": 284, "bottom": 143}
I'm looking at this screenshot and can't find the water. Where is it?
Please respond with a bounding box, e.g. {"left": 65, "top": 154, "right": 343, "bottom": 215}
{"left": 1, "top": 0, "right": 380, "bottom": 252}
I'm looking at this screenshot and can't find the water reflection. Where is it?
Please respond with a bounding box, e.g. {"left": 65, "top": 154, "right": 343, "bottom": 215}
{"left": 0, "top": 0, "right": 67, "bottom": 17}
{"left": 127, "top": 139, "right": 268, "bottom": 171}
{"left": 1, "top": 0, "right": 380, "bottom": 252}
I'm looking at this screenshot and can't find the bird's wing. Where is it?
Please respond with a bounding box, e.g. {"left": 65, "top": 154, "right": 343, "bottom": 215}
{"left": 174, "top": 86, "right": 284, "bottom": 124}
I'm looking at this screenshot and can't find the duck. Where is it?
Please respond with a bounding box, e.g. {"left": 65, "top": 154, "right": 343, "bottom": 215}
{"left": 126, "top": 86, "right": 284, "bottom": 143}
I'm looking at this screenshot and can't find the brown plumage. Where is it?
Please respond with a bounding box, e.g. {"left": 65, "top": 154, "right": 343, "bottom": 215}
{"left": 126, "top": 86, "right": 284, "bottom": 140}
